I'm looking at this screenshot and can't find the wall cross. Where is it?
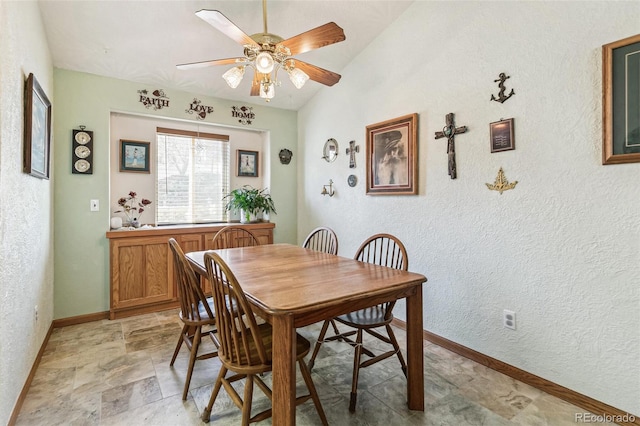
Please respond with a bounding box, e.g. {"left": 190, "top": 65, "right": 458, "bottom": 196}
{"left": 434, "top": 112, "right": 468, "bottom": 179}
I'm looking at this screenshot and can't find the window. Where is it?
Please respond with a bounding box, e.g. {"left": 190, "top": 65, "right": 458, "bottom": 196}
{"left": 156, "top": 127, "right": 230, "bottom": 224}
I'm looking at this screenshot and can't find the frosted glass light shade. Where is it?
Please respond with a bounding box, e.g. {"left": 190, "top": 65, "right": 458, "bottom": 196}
{"left": 259, "top": 82, "right": 275, "bottom": 100}
{"left": 288, "top": 68, "right": 309, "bottom": 89}
{"left": 222, "top": 66, "right": 245, "bottom": 88}
{"left": 255, "top": 52, "right": 275, "bottom": 74}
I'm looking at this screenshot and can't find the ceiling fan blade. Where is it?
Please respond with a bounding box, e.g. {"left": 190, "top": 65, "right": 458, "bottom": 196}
{"left": 177, "top": 57, "right": 247, "bottom": 70}
{"left": 293, "top": 60, "right": 342, "bottom": 86}
{"left": 195, "top": 10, "right": 259, "bottom": 48}
{"left": 279, "top": 22, "right": 345, "bottom": 56}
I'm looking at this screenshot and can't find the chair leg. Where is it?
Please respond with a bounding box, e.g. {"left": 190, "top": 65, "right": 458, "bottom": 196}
{"left": 241, "top": 375, "right": 254, "bottom": 426}
{"left": 386, "top": 324, "right": 408, "bottom": 377}
{"left": 182, "top": 326, "right": 202, "bottom": 400}
{"left": 170, "top": 324, "right": 188, "bottom": 366}
{"left": 202, "top": 366, "right": 227, "bottom": 423}
{"left": 298, "top": 358, "right": 328, "bottom": 426}
{"left": 349, "top": 329, "right": 364, "bottom": 413}
{"left": 308, "top": 319, "right": 331, "bottom": 371}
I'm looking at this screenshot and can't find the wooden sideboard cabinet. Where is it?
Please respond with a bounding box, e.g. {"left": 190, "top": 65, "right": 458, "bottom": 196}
{"left": 106, "top": 222, "right": 274, "bottom": 319}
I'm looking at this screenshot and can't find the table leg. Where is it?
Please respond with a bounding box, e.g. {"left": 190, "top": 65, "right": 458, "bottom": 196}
{"left": 271, "top": 314, "right": 297, "bottom": 425}
{"left": 406, "top": 285, "right": 424, "bottom": 410}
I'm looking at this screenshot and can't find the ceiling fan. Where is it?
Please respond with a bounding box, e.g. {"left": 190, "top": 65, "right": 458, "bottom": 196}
{"left": 177, "top": 0, "right": 346, "bottom": 101}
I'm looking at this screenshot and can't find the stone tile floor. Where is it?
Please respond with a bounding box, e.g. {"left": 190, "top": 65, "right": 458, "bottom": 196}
{"left": 16, "top": 309, "right": 609, "bottom": 425}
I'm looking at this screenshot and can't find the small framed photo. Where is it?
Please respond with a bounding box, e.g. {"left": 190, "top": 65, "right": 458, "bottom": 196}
{"left": 490, "top": 118, "right": 515, "bottom": 153}
{"left": 120, "top": 140, "right": 150, "bottom": 173}
{"left": 23, "top": 73, "right": 52, "bottom": 179}
{"left": 602, "top": 33, "right": 640, "bottom": 164}
{"left": 366, "top": 113, "right": 418, "bottom": 195}
{"left": 237, "top": 150, "right": 259, "bottom": 177}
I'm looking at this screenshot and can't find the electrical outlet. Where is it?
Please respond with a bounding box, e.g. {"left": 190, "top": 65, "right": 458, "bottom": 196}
{"left": 90, "top": 199, "right": 99, "bottom": 211}
{"left": 35, "top": 305, "right": 38, "bottom": 322}
{"left": 503, "top": 309, "right": 516, "bottom": 330}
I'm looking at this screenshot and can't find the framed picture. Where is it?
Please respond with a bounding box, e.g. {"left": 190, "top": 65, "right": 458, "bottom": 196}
{"left": 603, "top": 33, "right": 640, "bottom": 164}
{"left": 490, "top": 118, "right": 515, "bottom": 153}
{"left": 23, "top": 73, "right": 52, "bottom": 179}
{"left": 237, "top": 149, "right": 259, "bottom": 177}
{"left": 366, "top": 113, "right": 418, "bottom": 195}
{"left": 120, "top": 140, "right": 150, "bottom": 173}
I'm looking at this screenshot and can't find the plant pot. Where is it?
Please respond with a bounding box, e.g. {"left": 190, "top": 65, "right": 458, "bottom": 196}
{"left": 240, "top": 209, "right": 258, "bottom": 224}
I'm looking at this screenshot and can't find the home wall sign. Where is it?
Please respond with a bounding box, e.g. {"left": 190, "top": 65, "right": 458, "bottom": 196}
{"left": 346, "top": 140, "right": 359, "bottom": 168}
{"left": 434, "top": 112, "right": 468, "bottom": 179}
{"left": 72, "top": 125, "right": 93, "bottom": 174}
{"left": 185, "top": 98, "right": 214, "bottom": 120}
{"left": 137, "top": 89, "right": 170, "bottom": 110}
{"left": 486, "top": 167, "right": 518, "bottom": 194}
{"left": 490, "top": 72, "right": 515, "bottom": 103}
{"left": 231, "top": 106, "right": 255, "bottom": 125}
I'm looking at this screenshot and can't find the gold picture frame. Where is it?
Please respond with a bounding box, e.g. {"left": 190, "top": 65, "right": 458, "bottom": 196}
{"left": 603, "top": 33, "right": 640, "bottom": 164}
{"left": 366, "top": 113, "right": 418, "bottom": 195}
{"left": 23, "top": 73, "right": 52, "bottom": 179}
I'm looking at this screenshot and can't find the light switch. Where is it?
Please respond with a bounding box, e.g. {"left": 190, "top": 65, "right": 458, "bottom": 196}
{"left": 90, "top": 199, "right": 99, "bottom": 211}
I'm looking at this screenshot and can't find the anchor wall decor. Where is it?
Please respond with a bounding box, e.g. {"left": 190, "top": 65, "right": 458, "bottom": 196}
{"left": 490, "top": 73, "right": 515, "bottom": 103}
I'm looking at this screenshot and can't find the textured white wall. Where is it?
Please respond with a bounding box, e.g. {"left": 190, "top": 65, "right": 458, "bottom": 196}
{"left": 298, "top": 1, "right": 639, "bottom": 416}
{"left": 0, "top": 2, "right": 53, "bottom": 424}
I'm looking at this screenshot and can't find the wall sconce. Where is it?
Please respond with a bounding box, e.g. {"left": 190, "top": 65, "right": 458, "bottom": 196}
{"left": 321, "top": 179, "right": 335, "bottom": 197}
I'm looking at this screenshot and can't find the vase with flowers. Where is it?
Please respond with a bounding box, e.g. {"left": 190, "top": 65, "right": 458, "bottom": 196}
{"left": 114, "top": 191, "right": 152, "bottom": 228}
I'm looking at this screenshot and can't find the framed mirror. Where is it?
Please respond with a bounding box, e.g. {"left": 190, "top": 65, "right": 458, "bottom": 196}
{"left": 322, "top": 138, "right": 339, "bottom": 162}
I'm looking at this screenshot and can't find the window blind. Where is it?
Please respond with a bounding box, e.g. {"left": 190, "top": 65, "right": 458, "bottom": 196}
{"left": 156, "top": 127, "right": 230, "bottom": 225}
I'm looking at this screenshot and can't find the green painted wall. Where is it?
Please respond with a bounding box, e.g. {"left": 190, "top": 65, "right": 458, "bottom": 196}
{"left": 53, "top": 69, "right": 297, "bottom": 319}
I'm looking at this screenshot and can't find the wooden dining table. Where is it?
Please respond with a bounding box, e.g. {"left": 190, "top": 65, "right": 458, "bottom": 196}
{"left": 186, "top": 243, "right": 427, "bottom": 425}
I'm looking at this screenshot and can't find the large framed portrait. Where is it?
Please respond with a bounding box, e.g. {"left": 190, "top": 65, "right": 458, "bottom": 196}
{"left": 237, "top": 149, "right": 259, "bottom": 177}
{"left": 23, "top": 73, "right": 52, "bottom": 179}
{"left": 366, "top": 113, "right": 418, "bottom": 195}
{"left": 603, "top": 33, "right": 640, "bottom": 164}
{"left": 120, "top": 140, "right": 150, "bottom": 173}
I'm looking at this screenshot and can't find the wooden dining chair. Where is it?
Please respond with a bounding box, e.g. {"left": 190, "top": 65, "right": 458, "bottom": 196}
{"left": 302, "top": 226, "right": 339, "bottom": 255}
{"left": 168, "top": 238, "right": 219, "bottom": 401}
{"left": 307, "top": 233, "right": 409, "bottom": 412}
{"left": 211, "top": 226, "right": 261, "bottom": 249}
{"left": 202, "top": 251, "right": 328, "bottom": 425}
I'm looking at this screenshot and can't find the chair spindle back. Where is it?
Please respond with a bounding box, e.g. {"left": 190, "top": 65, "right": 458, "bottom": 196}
{"left": 169, "top": 238, "right": 214, "bottom": 323}
{"left": 354, "top": 233, "right": 408, "bottom": 320}
{"left": 204, "top": 251, "right": 269, "bottom": 368}
{"left": 303, "top": 226, "right": 339, "bottom": 255}
{"left": 211, "top": 226, "right": 261, "bottom": 249}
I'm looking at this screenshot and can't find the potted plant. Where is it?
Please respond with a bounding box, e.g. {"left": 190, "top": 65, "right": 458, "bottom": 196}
{"left": 224, "top": 185, "right": 276, "bottom": 223}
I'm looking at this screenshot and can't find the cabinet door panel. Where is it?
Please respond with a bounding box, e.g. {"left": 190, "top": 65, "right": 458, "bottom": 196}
{"left": 145, "top": 242, "right": 170, "bottom": 297}
{"left": 118, "top": 245, "right": 145, "bottom": 301}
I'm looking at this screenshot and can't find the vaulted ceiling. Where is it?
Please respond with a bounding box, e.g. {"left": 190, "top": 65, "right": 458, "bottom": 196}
{"left": 38, "top": 0, "right": 413, "bottom": 110}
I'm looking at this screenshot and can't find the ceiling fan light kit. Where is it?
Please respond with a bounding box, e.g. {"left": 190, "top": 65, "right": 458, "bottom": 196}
{"left": 178, "top": 0, "right": 345, "bottom": 102}
{"left": 222, "top": 66, "right": 245, "bottom": 89}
